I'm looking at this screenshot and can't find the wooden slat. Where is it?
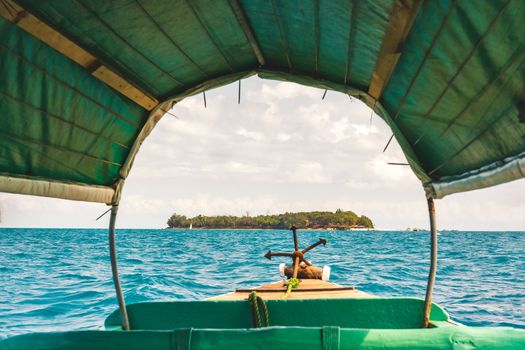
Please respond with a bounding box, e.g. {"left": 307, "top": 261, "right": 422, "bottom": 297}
{"left": 0, "top": 0, "right": 158, "bottom": 110}
{"left": 92, "top": 66, "right": 157, "bottom": 110}
{"left": 368, "top": 0, "right": 422, "bottom": 100}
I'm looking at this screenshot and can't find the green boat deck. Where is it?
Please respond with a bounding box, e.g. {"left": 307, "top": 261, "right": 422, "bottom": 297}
{"left": 2, "top": 298, "right": 524, "bottom": 349}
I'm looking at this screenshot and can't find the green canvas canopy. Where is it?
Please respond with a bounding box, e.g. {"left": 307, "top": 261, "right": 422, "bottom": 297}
{"left": 1, "top": 0, "right": 524, "bottom": 204}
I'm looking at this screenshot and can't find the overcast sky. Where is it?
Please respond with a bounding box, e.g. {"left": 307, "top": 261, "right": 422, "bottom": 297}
{"left": 0, "top": 77, "right": 524, "bottom": 230}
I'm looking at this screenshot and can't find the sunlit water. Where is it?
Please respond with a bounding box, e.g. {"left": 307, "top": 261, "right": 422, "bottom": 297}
{"left": 0, "top": 228, "right": 524, "bottom": 338}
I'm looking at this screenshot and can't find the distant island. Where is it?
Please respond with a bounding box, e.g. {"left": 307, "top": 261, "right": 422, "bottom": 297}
{"left": 167, "top": 209, "right": 374, "bottom": 230}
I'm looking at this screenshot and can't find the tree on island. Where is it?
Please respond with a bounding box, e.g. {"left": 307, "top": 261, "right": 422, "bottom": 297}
{"left": 167, "top": 209, "right": 374, "bottom": 230}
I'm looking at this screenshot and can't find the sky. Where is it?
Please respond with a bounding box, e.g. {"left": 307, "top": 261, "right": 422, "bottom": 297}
{"left": 0, "top": 77, "right": 524, "bottom": 230}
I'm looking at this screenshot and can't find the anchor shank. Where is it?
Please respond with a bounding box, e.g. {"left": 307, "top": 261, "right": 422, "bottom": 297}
{"left": 292, "top": 256, "right": 300, "bottom": 279}
{"left": 292, "top": 226, "right": 299, "bottom": 251}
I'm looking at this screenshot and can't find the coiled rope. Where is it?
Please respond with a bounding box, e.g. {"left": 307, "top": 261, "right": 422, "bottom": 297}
{"left": 249, "top": 292, "right": 269, "bottom": 327}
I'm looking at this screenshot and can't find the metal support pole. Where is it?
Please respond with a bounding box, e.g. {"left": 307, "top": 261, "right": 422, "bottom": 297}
{"left": 423, "top": 198, "right": 438, "bottom": 328}
{"left": 238, "top": 80, "right": 241, "bottom": 104}
{"left": 109, "top": 204, "right": 130, "bottom": 330}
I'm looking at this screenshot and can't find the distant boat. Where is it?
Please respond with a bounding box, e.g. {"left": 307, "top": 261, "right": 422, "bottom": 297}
{"left": 189, "top": 223, "right": 193, "bottom": 230}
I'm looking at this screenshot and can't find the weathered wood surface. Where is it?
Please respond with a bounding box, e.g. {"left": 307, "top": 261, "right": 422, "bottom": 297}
{"left": 208, "top": 279, "right": 371, "bottom": 300}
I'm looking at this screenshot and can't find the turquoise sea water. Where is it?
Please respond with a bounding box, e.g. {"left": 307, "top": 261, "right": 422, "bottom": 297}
{"left": 0, "top": 228, "right": 524, "bottom": 338}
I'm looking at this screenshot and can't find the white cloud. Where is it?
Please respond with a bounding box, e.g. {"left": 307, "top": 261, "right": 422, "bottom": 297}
{"left": 253, "top": 81, "right": 319, "bottom": 101}
{"left": 276, "top": 133, "right": 291, "bottom": 142}
{"left": 223, "top": 161, "right": 266, "bottom": 174}
{"left": 236, "top": 128, "right": 264, "bottom": 141}
{"left": 285, "top": 162, "right": 332, "bottom": 184}
{"left": 329, "top": 117, "right": 351, "bottom": 143}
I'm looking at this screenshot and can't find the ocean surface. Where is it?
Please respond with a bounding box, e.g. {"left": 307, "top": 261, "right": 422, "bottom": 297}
{"left": 0, "top": 228, "right": 524, "bottom": 338}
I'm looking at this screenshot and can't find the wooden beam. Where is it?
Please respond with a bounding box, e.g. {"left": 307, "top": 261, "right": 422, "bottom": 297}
{"left": 0, "top": 0, "right": 158, "bottom": 110}
{"left": 368, "top": 0, "right": 422, "bottom": 100}
{"left": 91, "top": 66, "right": 157, "bottom": 110}
{"left": 228, "top": 0, "right": 265, "bottom": 66}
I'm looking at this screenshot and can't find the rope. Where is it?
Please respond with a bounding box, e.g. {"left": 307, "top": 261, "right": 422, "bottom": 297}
{"left": 249, "top": 292, "right": 269, "bottom": 327}
{"left": 283, "top": 278, "right": 300, "bottom": 299}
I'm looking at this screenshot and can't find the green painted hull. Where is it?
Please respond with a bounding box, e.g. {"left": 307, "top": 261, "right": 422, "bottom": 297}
{"left": 2, "top": 298, "right": 524, "bottom": 349}
{"left": 104, "top": 298, "right": 450, "bottom": 330}
{"left": 2, "top": 325, "right": 525, "bottom": 350}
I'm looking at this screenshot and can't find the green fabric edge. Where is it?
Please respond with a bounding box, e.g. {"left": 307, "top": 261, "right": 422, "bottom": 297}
{"left": 0, "top": 174, "right": 114, "bottom": 204}
{"left": 427, "top": 150, "right": 525, "bottom": 199}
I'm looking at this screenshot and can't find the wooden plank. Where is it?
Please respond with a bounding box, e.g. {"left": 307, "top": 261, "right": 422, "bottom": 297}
{"left": 0, "top": 2, "right": 96, "bottom": 66}
{"left": 92, "top": 66, "right": 157, "bottom": 110}
{"left": 235, "top": 286, "right": 357, "bottom": 293}
{"left": 208, "top": 280, "right": 371, "bottom": 300}
{"left": 368, "top": 0, "right": 422, "bottom": 100}
{"left": 0, "top": 0, "right": 158, "bottom": 110}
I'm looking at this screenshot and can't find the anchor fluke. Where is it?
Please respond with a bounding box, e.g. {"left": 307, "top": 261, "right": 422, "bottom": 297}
{"left": 265, "top": 251, "right": 293, "bottom": 260}
{"left": 301, "top": 238, "right": 328, "bottom": 254}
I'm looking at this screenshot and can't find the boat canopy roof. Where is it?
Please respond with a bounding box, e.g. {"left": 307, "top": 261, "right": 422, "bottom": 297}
{"left": 1, "top": 0, "right": 524, "bottom": 204}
